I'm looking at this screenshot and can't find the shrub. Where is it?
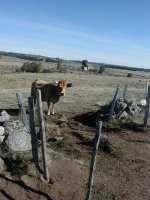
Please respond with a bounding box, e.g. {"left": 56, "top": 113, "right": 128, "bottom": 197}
{"left": 127, "top": 73, "right": 133, "bottom": 77}
{"left": 57, "top": 59, "right": 63, "bottom": 71}
{"left": 81, "top": 59, "right": 89, "bottom": 70}
{"left": 82, "top": 59, "right": 88, "bottom": 67}
{"left": 42, "top": 68, "right": 54, "bottom": 73}
{"left": 98, "top": 66, "right": 105, "bottom": 74}
{"left": 20, "top": 62, "right": 43, "bottom": 73}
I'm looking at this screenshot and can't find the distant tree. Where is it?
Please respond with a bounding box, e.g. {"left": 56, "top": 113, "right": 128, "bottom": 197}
{"left": 127, "top": 73, "right": 133, "bottom": 78}
{"left": 57, "top": 59, "right": 63, "bottom": 71}
{"left": 98, "top": 65, "right": 105, "bottom": 74}
{"left": 81, "top": 59, "right": 89, "bottom": 70}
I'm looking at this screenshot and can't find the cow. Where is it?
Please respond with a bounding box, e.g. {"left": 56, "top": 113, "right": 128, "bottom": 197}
{"left": 31, "top": 79, "right": 72, "bottom": 115}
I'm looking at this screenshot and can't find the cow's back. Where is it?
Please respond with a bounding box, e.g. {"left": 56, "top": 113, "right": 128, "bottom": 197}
{"left": 31, "top": 80, "right": 49, "bottom": 100}
{"left": 31, "top": 80, "right": 61, "bottom": 103}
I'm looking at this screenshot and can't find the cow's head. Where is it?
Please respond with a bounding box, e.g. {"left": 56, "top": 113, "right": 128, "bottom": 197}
{"left": 57, "top": 80, "right": 72, "bottom": 96}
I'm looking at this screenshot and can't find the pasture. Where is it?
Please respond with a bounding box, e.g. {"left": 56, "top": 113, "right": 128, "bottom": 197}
{"left": 0, "top": 55, "right": 150, "bottom": 200}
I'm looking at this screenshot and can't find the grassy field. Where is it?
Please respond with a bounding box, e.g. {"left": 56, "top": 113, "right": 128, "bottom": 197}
{"left": 0, "top": 55, "right": 150, "bottom": 200}
{"left": 0, "top": 56, "right": 149, "bottom": 115}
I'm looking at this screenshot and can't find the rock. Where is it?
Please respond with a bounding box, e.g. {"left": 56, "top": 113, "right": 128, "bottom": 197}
{"left": 0, "top": 126, "right": 4, "bottom": 136}
{"left": 127, "top": 99, "right": 141, "bottom": 116}
{"left": 118, "top": 111, "right": 129, "bottom": 120}
{"left": 5, "top": 121, "right": 31, "bottom": 152}
{"left": 128, "top": 105, "right": 141, "bottom": 116}
{"left": 115, "top": 100, "right": 127, "bottom": 113}
{"left": 137, "top": 99, "right": 147, "bottom": 107}
{"left": 54, "top": 136, "right": 64, "bottom": 141}
{"left": 0, "top": 157, "right": 6, "bottom": 172}
{"left": 0, "top": 135, "right": 5, "bottom": 143}
{"left": 0, "top": 110, "right": 10, "bottom": 123}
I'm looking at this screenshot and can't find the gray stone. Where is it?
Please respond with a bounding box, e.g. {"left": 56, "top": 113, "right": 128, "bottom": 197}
{"left": 0, "top": 135, "right": 5, "bottom": 143}
{"left": 0, "top": 157, "right": 6, "bottom": 172}
{"left": 0, "top": 126, "right": 4, "bottom": 136}
{"left": 5, "top": 121, "right": 31, "bottom": 152}
{"left": 0, "top": 110, "right": 10, "bottom": 122}
{"left": 115, "top": 100, "right": 127, "bottom": 113}
{"left": 137, "top": 99, "right": 147, "bottom": 107}
{"left": 118, "top": 111, "right": 129, "bottom": 119}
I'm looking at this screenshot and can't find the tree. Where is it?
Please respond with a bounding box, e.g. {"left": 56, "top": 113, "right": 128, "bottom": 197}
{"left": 98, "top": 65, "right": 105, "bottom": 74}
{"left": 57, "top": 59, "right": 63, "bottom": 71}
{"left": 127, "top": 73, "right": 133, "bottom": 78}
{"left": 82, "top": 59, "right": 89, "bottom": 70}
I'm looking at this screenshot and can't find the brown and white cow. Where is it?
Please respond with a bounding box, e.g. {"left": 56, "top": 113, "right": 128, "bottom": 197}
{"left": 31, "top": 79, "right": 72, "bottom": 115}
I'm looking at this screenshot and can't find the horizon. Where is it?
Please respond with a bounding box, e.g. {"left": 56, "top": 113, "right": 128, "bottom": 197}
{"left": 0, "top": 0, "right": 150, "bottom": 69}
{"left": 2, "top": 50, "right": 150, "bottom": 71}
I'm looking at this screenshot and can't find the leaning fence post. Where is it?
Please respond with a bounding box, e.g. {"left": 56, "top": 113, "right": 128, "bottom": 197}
{"left": 36, "top": 89, "right": 49, "bottom": 181}
{"left": 122, "top": 84, "right": 128, "bottom": 102}
{"left": 108, "top": 84, "right": 119, "bottom": 121}
{"left": 85, "top": 121, "right": 102, "bottom": 200}
{"left": 16, "top": 92, "right": 28, "bottom": 128}
{"left": 28, "top": 96, "right": 38, "bottom": 165}
{"left": 144, "top": 86, "right": 150, "bottom": 127}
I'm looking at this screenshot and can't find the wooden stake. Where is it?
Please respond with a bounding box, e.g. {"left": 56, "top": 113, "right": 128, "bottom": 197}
{"left": 36, "top": 89, "right": 49, "bottom": 181}
{"left": 108, "top": 84, "right": 119, "bottom": 121}
{"left": 146, "top": 82, "right": 148, "bottom": 95}
{"left": 122, "top": 84, "right": 128, "bottom": 102}
{"left": 144, "top": 86, "right": 150, "bottom": 127}
{"left": 28, "top": 96, "right": 38, "bottom": 164}
{"left": 16, "top": 92, "right": 28, "bottom": 128}
{"left": 85, "top": 121, "right": 102, "bottom": 200}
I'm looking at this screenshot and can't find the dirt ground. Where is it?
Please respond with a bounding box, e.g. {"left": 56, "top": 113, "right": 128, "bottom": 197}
{"left": 1, "top": 113, "right": 150, "bottom": 200}
{"left": 0, "top": 56, "right": 150, "bottom": 199}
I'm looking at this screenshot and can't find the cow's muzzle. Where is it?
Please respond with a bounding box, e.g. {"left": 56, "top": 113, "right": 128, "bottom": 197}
{"left": 60, "top": 93, "right": 65, "bottom": 96}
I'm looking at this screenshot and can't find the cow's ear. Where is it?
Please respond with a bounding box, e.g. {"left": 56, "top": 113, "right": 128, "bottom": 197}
{"left": 67, "top": 83, "right": 72, "bottom": 87}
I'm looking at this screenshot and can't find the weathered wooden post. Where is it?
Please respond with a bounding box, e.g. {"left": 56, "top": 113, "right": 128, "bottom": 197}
{"left": 108, "top": 84, "right": 119, "bottom": 121}
{"left": 144, "top": 86, "right": 150, "bottom": 127}
{"left": 36, "top": 89, "right": 49, "bottom": 181}
{"left": 16, "top": 92, "right": 28, "bottom": 128}
{"left": 122, "top": 84, "right": 128, "bottom": 102}
{"left": 28, "top": 96, "right": 38, "bottom": 165}
{"left": 146, "top": 82, "right": 148, "bottom": 95}
{"left": 85, "top": 121, "right": 102, "bottom": 200}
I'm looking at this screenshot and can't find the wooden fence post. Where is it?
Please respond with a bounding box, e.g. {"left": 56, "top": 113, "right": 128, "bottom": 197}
{"left": 108, "top": 84, "right": 119, "bottom": 121}
{"left": 28, "top": 96, "right": 38, "bottom": 165}
{"left": 85, "top": 121, "right": 102, "bottom": 200}
{"left": 122, "top": 84, "right": 127, "bottom": 102}
{"left": 144, "top": 86, "right": 150, "bottom": 127}
{"left": 16, "top": 92, "right": 28, "bottom": 128}
{"left": 146, "top": 82, "right": 148, "bottom": 95}
{"left": 36, "top": 89, "right": 49, "bottom": 181}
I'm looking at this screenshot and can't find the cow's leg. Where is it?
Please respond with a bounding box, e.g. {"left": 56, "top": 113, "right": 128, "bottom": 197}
{"left": 51, "top": 103, "right": 55, "bottom": 115}
{"left": 47, "top": 101, "right": 51, "bottom": 116}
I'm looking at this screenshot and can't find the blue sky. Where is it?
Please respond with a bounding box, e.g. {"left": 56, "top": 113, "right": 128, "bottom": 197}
{"left": 0, "top": 0, "right": 150, "bottom": 68}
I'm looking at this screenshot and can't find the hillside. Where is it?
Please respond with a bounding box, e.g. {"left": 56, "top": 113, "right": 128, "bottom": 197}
{"left": 0, "top": 50, "right": 150, "bottom": 72}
